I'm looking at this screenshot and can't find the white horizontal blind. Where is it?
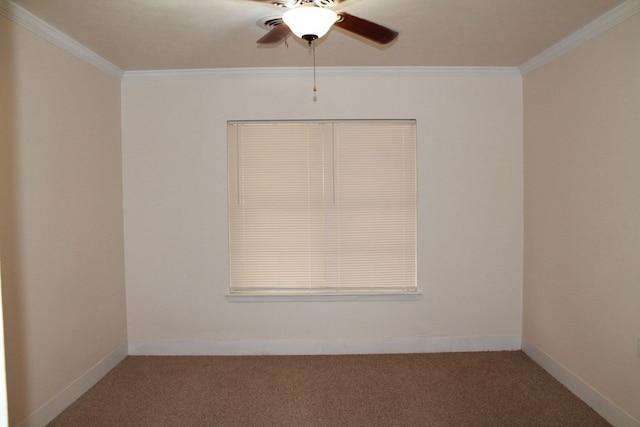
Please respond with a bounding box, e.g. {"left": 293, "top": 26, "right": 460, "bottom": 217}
{"left": 228, "top": 120, "right": 416, "bottom": 295}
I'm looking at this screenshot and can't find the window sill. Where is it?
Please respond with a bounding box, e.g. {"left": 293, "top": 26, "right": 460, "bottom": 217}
{"left": 225, "top": 292, "right": 422, "bottom": 303}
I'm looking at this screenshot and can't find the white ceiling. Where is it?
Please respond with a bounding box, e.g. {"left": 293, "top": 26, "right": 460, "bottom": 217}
{"left": 6, "top": 0, "right": 630, "bottom": 71}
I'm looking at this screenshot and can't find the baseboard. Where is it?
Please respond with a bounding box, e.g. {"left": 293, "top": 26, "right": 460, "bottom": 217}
{"left": 13, "top": 337, "right": 521, "bottom": 426}
{"left": 522, "top": 340, "right": 639, "bottom": 427}
{"left": 128, "top": 335, "right": 521, "bottom": 356}
{"left": 16, "top": 343, "right": 128, "bottom": 427}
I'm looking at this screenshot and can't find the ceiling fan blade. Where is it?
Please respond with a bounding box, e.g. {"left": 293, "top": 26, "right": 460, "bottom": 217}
{"left": 335, "top": 12, "right": 398, "bottom": 45}
{"left": 257, "top": 23, "right": 291, "bottom": 44}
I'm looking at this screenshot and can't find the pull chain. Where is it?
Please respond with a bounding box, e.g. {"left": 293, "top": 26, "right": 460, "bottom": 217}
{"left": 312, "top": 42, "right": 317, "bottom": 93}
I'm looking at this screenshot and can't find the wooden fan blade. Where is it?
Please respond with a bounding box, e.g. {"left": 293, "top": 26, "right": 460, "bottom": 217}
{"left": 335, "top": 12, "right": 398, "bottom": 45}
{"left": 257, "top": 23, "right": 291, "bottom": 44}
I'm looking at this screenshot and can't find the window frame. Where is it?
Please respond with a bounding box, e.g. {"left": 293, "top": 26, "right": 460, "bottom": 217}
{"left": 226, "top": 120, "right": 420, "bottom": 302}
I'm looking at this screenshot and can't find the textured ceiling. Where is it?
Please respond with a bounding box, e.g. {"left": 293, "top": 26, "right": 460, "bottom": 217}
{"left": 9, "top": 0, "right": 627, "bottom": 71}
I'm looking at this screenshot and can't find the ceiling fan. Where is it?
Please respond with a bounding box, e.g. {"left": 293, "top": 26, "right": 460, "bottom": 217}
{"left": 250, "top": 0, "right": 399, "bottom": 46}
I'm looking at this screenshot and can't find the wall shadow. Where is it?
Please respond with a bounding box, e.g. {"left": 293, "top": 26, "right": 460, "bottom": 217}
{"left": 0, "top": 14, "right": 29, "bottom": 426}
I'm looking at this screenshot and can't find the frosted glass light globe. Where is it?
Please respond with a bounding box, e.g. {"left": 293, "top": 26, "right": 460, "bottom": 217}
{"left": 283, "top": 6, "right": 338, "bottom": 42}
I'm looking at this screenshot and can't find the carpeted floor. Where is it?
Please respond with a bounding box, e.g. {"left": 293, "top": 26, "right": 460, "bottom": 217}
{"left": 48, "top": 351, "right": 610, "bottom": 426}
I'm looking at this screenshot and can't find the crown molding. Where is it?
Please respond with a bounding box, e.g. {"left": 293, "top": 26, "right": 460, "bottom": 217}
{"left": 122, "top": 66, "right": 522, "bottom": 81}
{"left": 6, "top": 0, "right": 636, "bottom": 81}
{"left": 520, "top": 0, "right": 640, "bottom": 75}
{"left": 0, "top": 0, "right": 123, "bottom": 80}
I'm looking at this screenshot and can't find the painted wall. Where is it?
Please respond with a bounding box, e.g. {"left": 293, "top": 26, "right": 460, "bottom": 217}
{"left": 523, "top": 14, "right": 640, "bottom": 422}
{"left": 0, "top": 16, "right": 127, "bottom": 426}
{"left": 122, "top": 69, "right": 523, "bottom": 352}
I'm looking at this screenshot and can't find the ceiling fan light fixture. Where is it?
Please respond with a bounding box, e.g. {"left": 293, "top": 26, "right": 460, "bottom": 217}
{"left": 283, "top": 6, "right": 338, "bottom": 42}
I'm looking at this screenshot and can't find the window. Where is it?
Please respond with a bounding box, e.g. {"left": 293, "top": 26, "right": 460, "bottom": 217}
{"left": 227, "top": 120, "right": 417, "bottom": 297}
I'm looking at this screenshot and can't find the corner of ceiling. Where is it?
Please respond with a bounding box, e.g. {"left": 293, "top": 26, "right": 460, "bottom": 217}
{"left": 519, "top": 0, "right": 640, "bottom": 75}
{"left": 0, "top": 0, "right": 123, "bottom": 80}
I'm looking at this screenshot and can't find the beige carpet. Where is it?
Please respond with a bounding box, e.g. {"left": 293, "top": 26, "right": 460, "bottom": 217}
{"left": 48, "top": 351, "right": 610, "bottom": 426}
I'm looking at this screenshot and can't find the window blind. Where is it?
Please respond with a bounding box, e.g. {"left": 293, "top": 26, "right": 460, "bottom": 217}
{"left": 227, "top": 120, "right": 417, "bottom": 295}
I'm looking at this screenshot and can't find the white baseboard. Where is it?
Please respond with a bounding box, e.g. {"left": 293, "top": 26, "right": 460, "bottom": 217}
{"left": 16, "top": 338, "right": 638, "bottom": 427}
{"left": 522, "top": 340, "right": 639, "bottom": 427}
{"left": 16, "top": 343, "right": 128, "bottom": 427}
{"left": 14, "top": 337, "right": 521, "bottom": 426}
{"left": 128, "top": 335, "right": 522, "bottom": 356}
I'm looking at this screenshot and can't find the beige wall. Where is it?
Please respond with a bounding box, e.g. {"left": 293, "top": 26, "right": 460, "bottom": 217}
{"left": 0, "top": 16, "right": 127, "bottom": 426}
{"left": 3, "top": 2, "right": 639, "bottom": 423}
{"left": 121, "top": 71, "right": 523, "bottom": 349}
{"left": 523, "top": 14, "right": 640, "bottom": 422}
